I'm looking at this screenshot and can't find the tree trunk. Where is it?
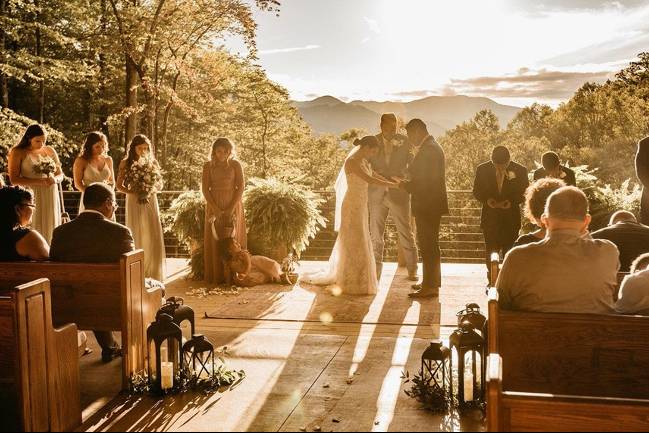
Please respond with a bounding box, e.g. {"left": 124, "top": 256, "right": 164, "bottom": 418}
{"left": 97, "top": 0, "right": 109, "bottom": 136}
{"left": 34, "top": 0, "right": 44, "bottom": 122}
{"left": 125, "top": 55, "right": 138, "bottom": 146}
{"left": 0, "top": 0, "right": 8, "bottom": 108}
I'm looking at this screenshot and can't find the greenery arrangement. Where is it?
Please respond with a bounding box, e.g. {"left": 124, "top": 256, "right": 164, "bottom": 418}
{"left": 244, "top": 178, "right": 326, "bottom": 258}
{"left": 163, "top": 192, "right": 206, "bottom": 279}
{"left": 129, "top": 351, "right": 245, "bottom": 396}
{"left": 402, "top": 370, "right": 452, "bottom": 414}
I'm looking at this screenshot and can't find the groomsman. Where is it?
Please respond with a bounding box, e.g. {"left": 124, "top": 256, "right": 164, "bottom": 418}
{"left": 636, "top": 136, "right": 649, "bottom": 224}
{"left": 473, "top": 146, "right": 529, "bottom": 282}
{"left": 401, "top": 119, "right": 449, "bottom": 298}
{"left": 533, "top": 151, "right": 576, "bottom": 186}
{"left": 368, "top": 113, "right": 419, "bottom": 280}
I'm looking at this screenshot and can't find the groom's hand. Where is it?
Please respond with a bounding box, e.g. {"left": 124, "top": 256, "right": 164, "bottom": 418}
{"left": 487, "top": 198, "right": 498, "bottom": 209}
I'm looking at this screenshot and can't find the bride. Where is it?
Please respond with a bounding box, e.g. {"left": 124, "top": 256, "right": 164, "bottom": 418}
{"left": 301, "top": 136, "right": 399, "bottom": 295}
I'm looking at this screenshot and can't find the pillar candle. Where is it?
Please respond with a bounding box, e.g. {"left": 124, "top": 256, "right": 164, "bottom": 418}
{"left": 465, "top": 373, "right": 474, "bottom": 402}
{"left": 161, "top": 362, "right": 174, "bottom": 390}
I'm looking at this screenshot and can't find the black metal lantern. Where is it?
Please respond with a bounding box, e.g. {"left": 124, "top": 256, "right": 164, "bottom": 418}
{"left": 421, "top": 341, "right": 452, "bottom": 399}
{"left": 182, "top": 334, "right": 216, "bottom": 381}
{"left": 147, "top": 313, "right": 184, "bottom": 394}
{"left": 159, "top": 297, "right": 196, "bottom": 338}
{"left": 449, "top": 321, "right": 486, "bottom": 406}
{"left": 456, "top": 303, "right": 486, "bottom": 333}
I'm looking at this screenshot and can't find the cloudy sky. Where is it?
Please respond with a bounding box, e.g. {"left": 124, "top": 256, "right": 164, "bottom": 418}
{"left": 227, "top": 0, "right": 649, "bottom": 107}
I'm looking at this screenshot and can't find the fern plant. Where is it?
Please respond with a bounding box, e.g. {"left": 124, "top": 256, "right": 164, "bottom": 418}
{"left": 164, "top": 191, "right": 206, "bottom": 278}
{"left": 244, "top": 178, "right": 326, "bottom": 257}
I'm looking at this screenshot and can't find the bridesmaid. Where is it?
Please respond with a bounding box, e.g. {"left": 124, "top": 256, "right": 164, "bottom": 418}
{"left": 73, "top": 131, "right": 115, "bottom": 214}
{"left": 7, "top": 124, "right": 64, "bottom": 242}
{"left": 116, "top": 134, "right": 166, "bottom": 281}
{"left": 202, "top": 138, "right": 247, "bottom": 285}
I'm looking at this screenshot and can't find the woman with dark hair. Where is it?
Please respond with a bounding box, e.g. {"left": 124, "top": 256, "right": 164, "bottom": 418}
{"left": 73, "top": 131, "right": 115, "bottom": 214}
{"left": 7, "top": 124, "right": 64, "bottom": 242}
{"left": 116, "top": 134, "right": 166, "bottom": 280}
{"left": 202, "top": 138, "right": 247, "bottom": 285}
{"left": 0, "top": 185, "right": 50, "bottom": 261}
{"left": 514, "top": 178, "right": 566, "bottom": 247}
{"left": 301, "top": 136, "right": 398, "bottom": 295}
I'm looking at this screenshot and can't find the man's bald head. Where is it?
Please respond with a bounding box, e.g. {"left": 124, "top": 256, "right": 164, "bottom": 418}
{"left": 610, "top": 210, "right": 637, "bottom": 226}
{"left": 542, "top": 186, "right": 592, "bottom": 234}
{"left": 545, "top": 186, "right": 589, "bottom": 221}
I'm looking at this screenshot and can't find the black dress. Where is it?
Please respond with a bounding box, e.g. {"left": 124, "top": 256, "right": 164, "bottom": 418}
{"left": 0, "top": 228, "right": 31, "bottom": 261}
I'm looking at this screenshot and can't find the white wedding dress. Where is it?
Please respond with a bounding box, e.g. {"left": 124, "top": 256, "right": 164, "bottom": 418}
{"left": 301, "top": 153, "right": 378, "bottom": 295}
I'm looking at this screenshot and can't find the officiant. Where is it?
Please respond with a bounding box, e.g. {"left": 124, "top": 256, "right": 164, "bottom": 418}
{"left": 368, "top": 113, "right": 419, "bottom": 280}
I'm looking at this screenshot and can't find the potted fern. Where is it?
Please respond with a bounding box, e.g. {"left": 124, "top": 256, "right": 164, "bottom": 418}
{"left": 164, "top": 191, "right": 206, "bottom": 279}
{"left": 244, "top": 178, "right": 326, "bottom": 262}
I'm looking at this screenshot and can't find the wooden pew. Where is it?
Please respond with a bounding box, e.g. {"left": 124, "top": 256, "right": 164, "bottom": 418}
{"left": 0, "top": 250, "right": 162, "bottom": 390}
{"left": 486, "top": 288, "right": 649, "bottom": 431}
{"left": 0, "top": 279, "right": 81, "bottom": 432}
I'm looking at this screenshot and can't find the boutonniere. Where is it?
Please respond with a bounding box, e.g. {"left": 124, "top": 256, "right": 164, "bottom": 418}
{"left": 559, "top": 171, "right": 567, "bottom": 179}
{"left": 507, "top": 171, "right": 516, "bottom": 180}
{"left": 390, "top": 138, "right": 401, "bottom": 148}
{"left": 409, "top": 146, "right": 420, "bottom": 158}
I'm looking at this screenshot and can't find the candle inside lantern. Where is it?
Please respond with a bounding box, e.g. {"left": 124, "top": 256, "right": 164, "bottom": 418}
{"left": 160, "top": 346, "right": 168, "bottom": 363}
{"left": 161, "top": 362, "right": 174, "bottom": 390}
{"left": 465, "top": 372, "right": 474, "bottom": 402}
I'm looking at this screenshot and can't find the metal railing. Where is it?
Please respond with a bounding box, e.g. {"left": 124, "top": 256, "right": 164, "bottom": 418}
{"left": 63, "top": 190, "right": 486, "bottom": 263}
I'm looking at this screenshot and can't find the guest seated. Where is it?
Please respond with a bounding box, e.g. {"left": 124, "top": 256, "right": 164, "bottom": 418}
{"left": 514, "top": 178, "right": 566, "bottom": 247}
{"left": 496, "top": 186, "right": 619, "bottom": 314}
{"left": 0, "top": 185, "right": 49, "bottom": 261}
{"left": 220, "top": 238, "right": 285, "bottom": 287}
{"left": 591, "top": 211, "right": 649, "bottom": 273}
{"left": 50, "top": 183, "right": 134, "bottom": 362}
{"left": 616, "top": 253, "right": 649, "bottom": 315}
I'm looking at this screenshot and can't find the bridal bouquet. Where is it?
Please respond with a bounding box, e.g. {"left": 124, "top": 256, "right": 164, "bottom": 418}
{"left": 33, "top": 155, "right": 57, "bottom": 177}
{"left": 125, "top": 157, "right": 164, "bottom": 204}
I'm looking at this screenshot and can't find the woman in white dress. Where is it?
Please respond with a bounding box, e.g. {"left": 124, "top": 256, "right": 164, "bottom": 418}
{"left": 7, "top": 124, "right": 64, "bottom": 242}
{"left": 301, "top": 136, "right": 399, "bottom": 295}
{"left": 116, "top": 134, "right": 166, "bottom": 281}
{"left": 73, "top": 132, "right": 115, "bottom": 214}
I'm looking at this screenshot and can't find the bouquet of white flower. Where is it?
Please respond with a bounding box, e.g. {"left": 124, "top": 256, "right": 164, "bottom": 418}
{"left": 125, "top": 157, "right": 164, "bottom": 204}
{"left": 33, "top": 155, "right": 57, "bottom": 177}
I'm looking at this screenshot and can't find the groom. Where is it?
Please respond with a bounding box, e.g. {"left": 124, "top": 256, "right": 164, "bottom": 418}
{"left": 368, "top": 113, "right": 419, "bottom": 280}
{"left": 401, "top": 119, "right": 449, "bottom": 298}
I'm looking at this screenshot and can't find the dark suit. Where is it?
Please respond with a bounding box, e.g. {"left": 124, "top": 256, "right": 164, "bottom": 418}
{"left": 636, "top": 137, "right": 649, "bottom": 224}
{"left": 368, "top": 133, "right": 419, "bottom": 275}
{"left": 591, "top": 222, "right": 649, "bottom": 272}
{"left": 403, "top": 136, "right": 449, "bottom": 289}
{"left": 533, "top": 166, "right": 576, "bottom": 187}
{"left": 50, "top": 211, "right": 135, "bottom": 353}
{"left": 473, "top": 161, "right": 529, "bottom": 278}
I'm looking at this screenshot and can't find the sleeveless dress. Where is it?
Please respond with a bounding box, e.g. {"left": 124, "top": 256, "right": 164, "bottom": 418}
{"left": 79, "top": 162, "right": 113, "bottom": 214}
{"left": 301, "top": 159, "right": 378, "bottom": 295}
{"left": 203, "top": 161, "right": 248, "bottom": 285}
{"left": 21, "top": 154, "right": 61, "bottom": 243}
{"left": 125, "top": 180, "right": 166, "bottom": 282}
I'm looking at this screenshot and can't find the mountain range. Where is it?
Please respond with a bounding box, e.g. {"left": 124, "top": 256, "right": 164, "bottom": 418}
{"left": 293, "top": 95, "right": 523, "bottom": 137}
